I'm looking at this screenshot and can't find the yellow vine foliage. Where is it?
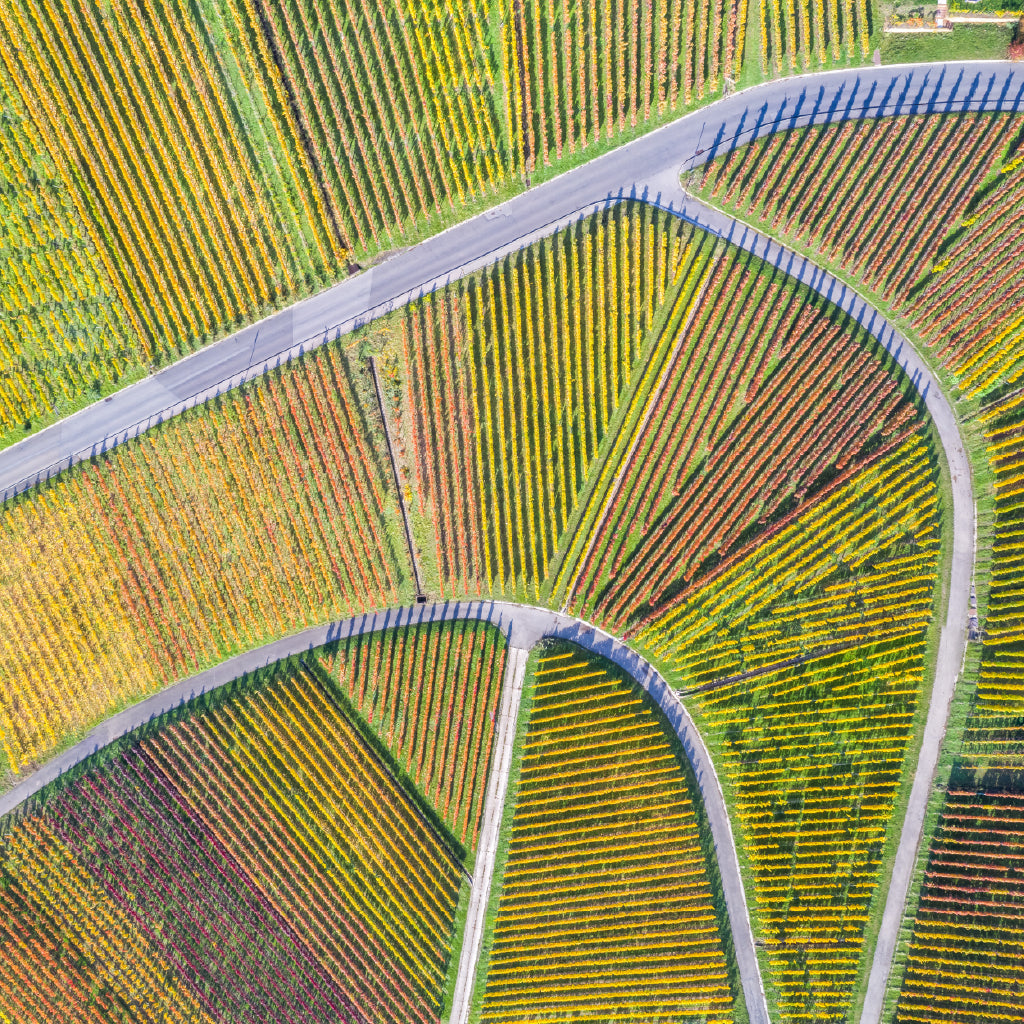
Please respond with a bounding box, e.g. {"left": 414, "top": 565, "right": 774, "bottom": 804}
{"left": 0, "top": 345, "right": 406, "bottom": 777}
{"left": 1, "top": 818, "right": 216, "bottom": 1024}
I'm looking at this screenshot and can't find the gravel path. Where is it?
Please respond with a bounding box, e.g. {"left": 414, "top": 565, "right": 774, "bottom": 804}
{"left": 448, "top": 645, "right": 528, "bottom": 1024}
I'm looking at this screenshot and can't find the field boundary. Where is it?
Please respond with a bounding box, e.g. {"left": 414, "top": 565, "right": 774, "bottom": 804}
{"left": 0, "top": 599, "right": 770, "bottom": 1024}
{"left": 369, "top": 354, "right": 425, "bottom": 597}
{"left": 669, "top": 190, "right": 975, "bottom": 1024}
{"left": 1, "top": 62, "right": 1021, "bottom": 501}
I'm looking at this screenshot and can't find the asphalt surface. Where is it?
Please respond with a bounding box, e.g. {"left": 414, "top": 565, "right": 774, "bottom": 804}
{"left": 0, "top": 600, "right": 770, "bottom": 1024}
{"left": 674, "top": 194, "right": 975, "bottom": 1024}
{"left": 0, "top": 57, "right": 1006, "bottom": 1020}
{"left": 1, "top": 61, "right": 1022, "bottom": 499}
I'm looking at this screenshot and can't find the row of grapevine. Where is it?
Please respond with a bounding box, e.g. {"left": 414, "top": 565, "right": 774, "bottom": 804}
{"left": 503, "top": 0, "right": 749, "bottom": 171}
{"left": 1, "top": 661, "right": 467, "bottom": 1024}
{"left": 145, "top": 666, "right": 463, "bottom": 1023}
{"left": 544, "top": 235, "right": 722, "bottom": 608}
{"left": 1, "top": 201, "right": 930, "bottom": 778}
{"left": 695, "top": 635, "right": 929, "bottom": 1022}
{"left": 629, "top": 428, "right": 939, "bottom": 1017}
{"left": 0, "top": 341, "right": 409, "bottom": 779}
{"left": 1, "top": 817, "right": 217, "bottom": 1024}
{"left": 713, "top": 111, "right": 1024, "bottom": 1023}
{"left": 384, "top": 203, "right": 701, "bottom": 600}
{"left": 890, "top": 396, "right": 1024, "bottom": 1021}
{"left": 559, "top": 241, "right": 922, "bottom": 635}
{"left": 760, "top": 0, "right": 870, "bottom": 74}
{"left": 635, "top": 434, "right": 940, "bottom": 689}
{"left": 253, "top": 0, "right": 507, "bottom": 253}
{"left": 698, "top": 112, "right": 1024, "bottom": 399}
{"left": 894, "top": 787, "right": 1024, "bottom": 1024}
{"left": 0, "top": 0, "right": 344, "bottom": 362}
{"left": 961, "top": 391, "right": 1024, "bottom": 768}
{"left": 49, "top": 747, "right": 364, "bottom": 1022}
{"left": 0, "top": 73, "right": 134, "bottom": 439}
{"left": 318, "top": 619, "right": 508, "bottom": 847}
{"left": 481, "top": 643, "right": 736, "bottom": 1023}
{"left": 0, "top": 0, "right": 762, "bottom": 439}
{"left": 906, "top": 137, "right": 1024, "bottom": 397}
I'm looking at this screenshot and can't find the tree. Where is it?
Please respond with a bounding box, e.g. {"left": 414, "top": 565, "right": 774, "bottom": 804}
{"left": 1009, "top": 16, "right": 1024, "bottom": 61}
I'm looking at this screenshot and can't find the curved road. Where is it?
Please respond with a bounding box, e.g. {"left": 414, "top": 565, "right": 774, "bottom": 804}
{"left": 670, "top": 195, "right": 975, "bottom": 1024}
{"left": 1, "top": 61, "right": 1021, "bottom": 499}
{"left": 0, "top": 600, "right": 770, "bottom": 1024}
{"left": 0, "top": 56, "right": 1006, "bottom": 1022}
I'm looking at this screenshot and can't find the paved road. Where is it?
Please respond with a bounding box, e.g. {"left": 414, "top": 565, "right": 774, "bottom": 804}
{"left": 669, "top": 195, "right": 975, "bottom": 1024}
{"left": 1, "top": 61, "right": 1022, "bottom": 499}
{"left": 0, "top": 56, "right": 1002, "bottom": 1021}
{"left": 449, "top": 645, "right": 528, "bottom": 1024}
{"left": 0, "top": 600, "right": 770, "bottom": 1024}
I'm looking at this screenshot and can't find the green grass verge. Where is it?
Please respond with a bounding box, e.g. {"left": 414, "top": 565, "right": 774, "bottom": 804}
{"left": 879, "top": 23, "right": 1012, "bottom": 62}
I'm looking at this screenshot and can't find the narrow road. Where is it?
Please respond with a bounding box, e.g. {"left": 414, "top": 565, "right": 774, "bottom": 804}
{"left": 0, "top": 55, "right": 1001, "bottom": 1023}
{"left": 0, "top": 600, "right": 770, "bottom": 1024}
{"left": 449, "top": 645, "right": 528, "bottom": 1024}
{"left": 671, "top": 193, "right": 975, "bottom": 1024}
{"left": 1, "top": 62, "right": 1021, "bottom": 499}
